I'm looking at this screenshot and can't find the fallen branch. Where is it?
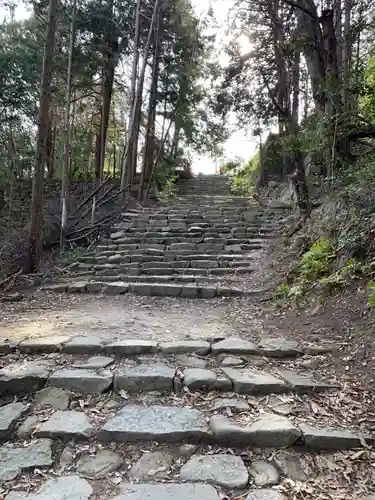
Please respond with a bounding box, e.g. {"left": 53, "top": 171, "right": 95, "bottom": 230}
{"left": 96, "top": 185, "right": 130, "bottom": 210}
{"left": 0, "top": 269, "right": 22, "bottom": 291}
{"left": 69, "top": 175, "right": 111, "bottom": 218}
{"left": 67, "top": 212, "right": 117, "bottom": 237}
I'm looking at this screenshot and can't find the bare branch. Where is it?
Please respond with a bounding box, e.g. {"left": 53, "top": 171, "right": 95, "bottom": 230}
{"left": 281, "top": 0, "right": 318, "bottom": 19}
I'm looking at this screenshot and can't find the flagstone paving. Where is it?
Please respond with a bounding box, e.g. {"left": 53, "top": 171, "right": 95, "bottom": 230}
{"left": 0, "top": 177, "right": 373, "bottom": 499}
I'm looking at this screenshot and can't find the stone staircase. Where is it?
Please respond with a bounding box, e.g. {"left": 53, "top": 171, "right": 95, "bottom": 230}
{"left": 0, "top": 335, "right": 372, "bottom": 499}
{"left": 1, "top": 175, "right": 372, "bottom": 499}
{"left": 45, "top": 176, "right": 289, "bottom": 298}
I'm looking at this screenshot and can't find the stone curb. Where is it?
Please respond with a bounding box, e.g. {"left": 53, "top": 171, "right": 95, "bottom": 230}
{"left": 1, "top": 402, "right": 370, "bottom": 452}
{"left": 44, "top": 281, "right": 248, "bottom": 298}
{"left": 1, "top": 336, "right": 333, "bottom": 359}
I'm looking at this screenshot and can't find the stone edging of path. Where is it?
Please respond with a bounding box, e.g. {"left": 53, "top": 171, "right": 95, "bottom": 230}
{"left": 0, "top": 403, "right": 372, "bottom": 452}
{"left": 43, "top": 280, "right": 266, "bottom": 298}
{"left": 0, "top": 335, "right": 333, "bottom": 358}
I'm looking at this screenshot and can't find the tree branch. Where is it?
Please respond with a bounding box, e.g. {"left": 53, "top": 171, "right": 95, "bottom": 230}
{"left": 281, "top": 0, "right": 318, "bottom": 19}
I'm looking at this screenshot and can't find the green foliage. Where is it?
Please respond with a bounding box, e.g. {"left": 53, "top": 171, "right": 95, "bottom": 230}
{"left": 224, "top": 152, "right": 260, "bottom": 196}
{"left": 221, "top": 159, "right": 242, "bottom": 175}
{"left": 154, "top": 156, "right": 179, "bottom": 202}
{"left": 368, "top": 282, "right": 375, "bottom": 309}
{"left": 298, "top": 237, "right": 334, "bottom": 281}
{"left": 262, "top": 133, "right": 285, "bottom": 179}
{"left": 57, "top": 246, "right": 86, "bottom": 265}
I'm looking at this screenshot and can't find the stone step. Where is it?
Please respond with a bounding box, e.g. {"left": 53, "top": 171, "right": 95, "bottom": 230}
{"left": 76, "top": 263, "right": 254, "bottom": 276}
{"left": 0, "top": 357, "right": 338, "bottom": 397}
{"left": 102, "top": 238, "right": 268, "bottom": 248}
{"left": 93, "top": 243, "right": 264, "bottom": 255}
{"left": 3, "top": 334, "right": 333, "bottom": 359}
{"left": 121, "top": 225, "right": 277, "bottom": 235}
{"left": 44, "top": 281, "right": 250, "bottom": 298}
{"left": 89, "top": 251, "right": 255, "bottom": 262}
{"left": 0, "top": 396, "right": 368, "bottom": 453}
{"left": 106, "top": 235, "right": 274, "bottom": 245}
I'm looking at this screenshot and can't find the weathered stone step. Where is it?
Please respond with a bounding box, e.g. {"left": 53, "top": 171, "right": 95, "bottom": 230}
{"left": 1, "top": 335, "right": 333, "bottom": 360}
{"left": 97, "top": 242, "right": 265, "bottom": 253}
{"left": 0, "top": 398, "right": 369, "bottom": 453}
{"left": 44, "top": 281, "right": 248, "bottom": 298}
{"left": 81, "top": 252, "right": 255, "bottom": 264}
{"left": 121, "top": 226, "right": 277, "bottom": 236}
{"left": 93, "top": 245, "right": 263, "bottom": 257}
{"left": 4, "top": 361, "right": 338, "bottom": 397}
{"left": 3, "top": 475, "right": 290, "bottom": 500}
{"left": 104, "top": 236, "right": 272, "bottom": 246}
{"left": 70, "top": 273, "right": 253, "bottom": 286}
{"left": 76, "top": 263, "right": 254, "bottom": 277}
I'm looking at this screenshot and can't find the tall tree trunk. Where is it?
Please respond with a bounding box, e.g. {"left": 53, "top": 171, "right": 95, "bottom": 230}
{"left": 321, "top": 9, "right": 340, "bottom": 116}
{"left": 342, "top": 0, "right": 352, "bottom": 110}
{"left": 46, "top": 112, "right": 54, "bottom": 179}
{"left": 335, "top": 0, "right": 343, "bottom": 76}
{"left": 292, "top": 50, "right": 300, "bottom": 124}
{"left": 60, "top": 0, "right": 76, "bottom": 249}
{"left": 120, "top": 0, "right": 161, "bottom": 195}
{"left": 295, "top": 1, "right": 326, "bottom": 113}
{"left": 27, "top": 0, "right": 58, "bottom": 272}
{"left": 124, "top": 0, "right": 141, "bottom": 193}
{"left": 94, "top": 0, "right": 118, "bottom": 181}
{"left": 321, "top": 8, "right": 340, "bottom": 176}
{"left": 139, "top": 11, "right": 160, "bottom": 201}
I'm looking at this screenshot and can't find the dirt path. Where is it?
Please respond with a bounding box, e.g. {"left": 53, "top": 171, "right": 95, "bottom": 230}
{"left": 0, "top": 292, "right": 267, "bottom": 343}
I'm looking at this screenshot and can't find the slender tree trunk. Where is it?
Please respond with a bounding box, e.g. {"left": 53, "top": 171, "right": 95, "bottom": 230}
{"left": 94, "top": 0, "right": 118, "bottom": 181}
{"left": 27, "top": 0, "right": 58, "bottom": 272}
{"left": 321, "top": 9, "right": 340, "bottom": 116}
{"left": 125, "top": 0, "right": 141, "bottom": 190}
{"left": 46, "top": 113, "right": 54, "bottom": 178}
{"left": 342, "top": 0, "right": 352, "bottom": 109}
{"left": 139, "top": 11, "right": 160, "bottom": 201}
{"left": 60, "top": 0, "right": 76, "bottom": 249}
{"left": 292, "top": 50, "right": 300, "bottom": 124}
{"left": 120, "top": 0, "right": 161, "bottom": 195}
{"left": 335, "top": 0, "right": 343, "bottom": 76}
{"left": 295, "top": 1, "right": 326, "bottom": 113}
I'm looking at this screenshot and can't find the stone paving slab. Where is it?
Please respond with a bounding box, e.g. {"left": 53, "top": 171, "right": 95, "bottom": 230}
{"left": 128, "top": 451, "right": 173, "bottom": 481}
{"left": 179, "top": 454, "right": 249, "bottom": 488}
{"left": 19, "top": 335, "right": 71, "bottom": 354}
{"left": 5, "top": 475, "right": 93, "bottom": 500}
{"left": 48, "top": 369, "right": 113, "bottom": 394}
{"left": 249, "top": 460, "right": 280, "bottom": 487}
{"left": 277, "top": 370, "right": 340, "bottom": 393}
{"left": 0, "top": 361, "right": 50, "bottom": 395}
{"left": 213, "top": 398, "right": 250, "bottom": 412}
{"left": 222, "top": 368, "right": 287, "bottom": 394}
{"left": 34, "top": 387, "right": 70, "bottom": 410}
{"left": 159, "top": 341, "right": 210, "bottom": 355}
{"left": 259, "top": 338, "right": 302, "bottom": 358}
{"left": 72, "top": 355, "right": 114, "bottom": 369}
{"left": 104, "top": 340, "right": 159, "bottom": 355}
{"left": 0, "top": 340, "right": 18, "bottom": 355}
{"left": 209, "top": 414, "right": 301, "bottom": 447}
{"left": 63, "top": 335, "right": 104, "bottom": 354}
{"left": 299, "top": 424, "right": 371, "bottom": 450}
{"left": 211, "top": 337, "right": 258, "bottom": 355}
{"left": 98, "top": 405, "right": 208, "bottom": 442}
{"left": 114, "top": 364, "right": 174, "bottom": 392}
{"left": 0, "top": 403, "right": 29, "bottom": 440}
{"left": 246, "top": 490, "right": 285, "bottom": 500}
{"left": 184, "top": 368, "right": 232, "bottom": 391}
{"left": 0, "top": 439, "right": 52, "bottom": 482}
{"left": 77, "top": 449, "right": 123, "bottom": 478}
{"left": 35, "top": 410, "right": 95, "bottom": 440}
{"left": 116, "top": 483, "right": 221, "bottom": 500}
